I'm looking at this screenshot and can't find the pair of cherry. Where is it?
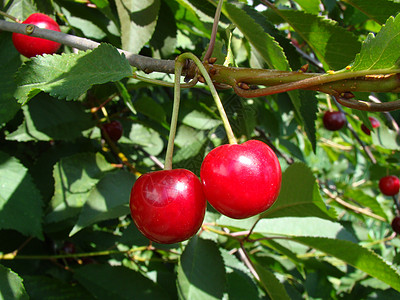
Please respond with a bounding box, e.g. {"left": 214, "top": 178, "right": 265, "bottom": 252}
{"left": 129, "top": 140, "right": 282, "bottom": 244}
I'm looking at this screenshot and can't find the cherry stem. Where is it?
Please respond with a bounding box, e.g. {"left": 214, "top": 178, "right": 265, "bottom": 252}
{"left": 180, "top": 53, "right": 237, "bottom": 144}
{"left": 164, "top": 57, "right": 186, "bottom": 170}
{"left": 203, "top": 0, "right": 224, "bottom": 62}
{"left": 0, "top": 10, "right": 20, "bottom": 23}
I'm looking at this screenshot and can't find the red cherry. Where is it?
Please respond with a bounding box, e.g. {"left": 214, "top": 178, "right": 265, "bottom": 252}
{"left": 102, "top": 120, "right": 123, "bottom": 142}
{"left": 392, "top": 216, "right": 400, "bottom": 235}
{"left": 12, "top": 13, "right": 61, "bottom": 58}
{"left": 361, "top": 116, "right": 380, "bottom": 135}
{"left": 200, "top": 140, "right": 281, "bottom": 219}
{"left": 130, "top": 169, "right": 206, "bottom": 244}
{"left": 323, "top": 111, "right": 346, "bottom": 131}
{"left": 379, "top": 175, "right": 400, "bottom": 196}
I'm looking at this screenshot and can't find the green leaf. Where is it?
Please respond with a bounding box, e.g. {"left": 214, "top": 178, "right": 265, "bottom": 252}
{"left": 344, "top": 189, "right": 389, "bottom": 221}
{"left": 127, "top": 123, "right": 164, "bottom": 155}
{"left": 70, "top": 170, "right": 136, "bottom": 236}
{"left": 0, "top": 151, "right": 43, "bottom": 239}
{"left": 295, "top": 0, "right": 321, "bottom": 14}
{"left": 5, "top": 0, "right": 37, "bottom": 20}
{"left": 23, "top": 275, "right": 94, "bottom": 300}
{"left": 0, "top": 33, "right": 21, "bottom": 125}
{"left": 223, "top": 2, "right": 289, "bottom": 71}
{"left": 182, "top": 110, "right": 222, "bottom": 130}
{"left": 343, "top": 0, "right": 400, "bottom": 24}
{"left": 291, "top": 236, "right": 400, "bottom": 292}
{"left": 372, "top": 126, "right": 400, "bottom": 150}
{"left": 6, "top": 95, "right": 95, "bottom": 142}
{"left": 0, "top": 265, "right": 28, "bottom": 300}
{"left": 177, "top": 236, "right": 226, "bottom": 300}
{"left": 115, "top": 0, "right": 161, "bottom": 54}
{"left": 275, "top": 9, "right": 361, "bottom": 70}
{"left": 351, "top": 13, "right": 400, "bottom": 71}
{"left": 45, "top": 153, "right": 114, "bottom": 225}
{"left": 299, "top": 90, "right": 318, "bottom": 152}
{"left": 253, "top": 262, "right": 291, "bottom": 300}
{"left": 14, "top": 44, "right": 132, "bottom": 104}
{"left": 134, "top": 96, "right": 166, "bottom": 124}
{"left": 74, "top": 264, "right": 169, "bottom": 299}
{"left": 260, "top": 163, "right": 337, "bottom": 220}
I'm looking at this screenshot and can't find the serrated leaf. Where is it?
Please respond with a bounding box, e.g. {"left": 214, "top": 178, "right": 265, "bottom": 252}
{"left": 260, "top": 163, "right": 337, "bottom": 220}
{"left": 6, "top": 95, "right": 95, "bottom": 142}
{"left": 299, "top": 90, "right": 317, "bottom": 152}
{"left": 351, "top": 13, "right": 400, "bottom": 71}
{"left": 295, "top": 0, "right": 321, "bottom": 14}
{"left": 275, "top": 9, "right": 361, "bottom": 70}
{"left": 343, "top": 0, "right": 400, "bottom": 24}
{"left": 0, "top": 33, "right": 21, "bottom": 125}
{"left": 291, "top": 236, "right": 400, "bottom": 292}
{"left": 223, "top": 2, "right": 289, "bottom": 71}
{"left": 5, "top": 0, "right": 36, "bottom": 20}
{"left": 23, "top": 275, "right": 94, "bottom": 300}
{"left": 177, "top": 236, "right": 226, "bottom": 300}
{"left": 74, "top": 264, "right": 169, "bottom": 299}
{"left": 115, "top": 0, "right": 161, "bottom": 54}
{"left": 134, "top": 96, "right": 166, "bottom": 124}
{"left": 70, "top": 170, "right": 136, "bottom": 236}
{"left": 0, "top": 151, "right": 43, "bottom": 239}
{"left": 372, "top": 126, "right": 400, "bottom": 150}
{"left": 46, "top": 153, "right": 114, "bottom": 224}
{"left": 0, "top": 265, "right": 28, "bottom": 300}
{"left": 253, "top": 262, "right": 291, "bottom": 300}
{"left": 15, "top": 43, "right": 132, "bottom": 104}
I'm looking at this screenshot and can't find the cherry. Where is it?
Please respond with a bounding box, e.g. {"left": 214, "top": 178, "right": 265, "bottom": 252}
{"left": 379, "top": 175, "right": 400, "bottom": 196}
{"left": 12, "top": 13, "right": 61, "bottom": 58}
{"left": 102, "top": 120, "right": 123, "bottom": 142}
{"left": 392, "top": 216, "right": 400, "bottom": 235}
{"left": 129, "top": 169, "right": 206, "bottom": 244}
{"left": 61, "top": 241, "right": 76, "bottom": 254}
{"left": 361, "top": 116, "right": 380, "bottom": 135}
{"left": 323, "top": 111, "right": 346, "bottom": 131}
{"left": 200, "top": 140, "right": 281, "bottom": 219}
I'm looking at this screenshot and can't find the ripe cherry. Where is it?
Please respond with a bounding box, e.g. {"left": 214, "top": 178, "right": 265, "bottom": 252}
{"left": 102, "top": 120, "right": 123, "bottom": 142}
{"left": 392, "top": 216, "right": 400, "bottom": 235}
{"left": 12, "top": 13, "right": 61, "bottom": 58}
{"left": 361, "top": 116, "right": 380, "bottom": 135}
{"left": 323, "top": 111, "right": 346, "bottom": 131}
{"left": 130, "top": 169, "right": 206, "bottom": 244}
{"left": 200, "top": 140, "right": 281, "bottom": 219}
{"left": 379, "top": 175, "right": 400, "bottom": 196}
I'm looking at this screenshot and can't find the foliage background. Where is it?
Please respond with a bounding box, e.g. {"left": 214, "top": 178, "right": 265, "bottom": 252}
{"left": 1, "top": 0, "right": 400, "bottom": 299}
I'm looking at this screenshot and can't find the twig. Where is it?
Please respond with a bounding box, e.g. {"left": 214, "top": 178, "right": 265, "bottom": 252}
{"left": 322, "top": 187, "right": 386, "bottom": 221}
{"left": 238, "top": 245, "right": 260, "bottom": 281}
{"left": 203, "top": 0, "right": 224, "bottom": 62}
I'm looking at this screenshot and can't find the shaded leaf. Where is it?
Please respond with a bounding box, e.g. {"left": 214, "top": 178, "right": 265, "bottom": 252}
{"left": 292, "top": 236, "right": 400, "bottom": 292}
{"left": 15, "top": 44, "right": 132, "bottom": 104}
{"left": 6, "top": 95, "right": 95, "bottom": 142}
{"left": 0, "top": 33, "right": 21, "bottom": 125}
{"left": 23, "top": 275, "right": 94, "bottom": 300}
{"left": 115, "top": 0, "right": 161, "bottom": 54}
{"left": 261, "top": 163, "right": 337, "bottom": 220}
{"left": 46, "top": 153, "right": 114, "bottom": 224}
{"left": 344, "top": 189, "right": 388, "bottom": 221}
{"left": 177, "top": 236, "right": 226, "bottom": 300}
{"left": 0, "top": 151, "right": 43, "bottom": 239}
{"left": 253, "top": 262, "right": 291, "bottom": 300}
{"left": 0, "top": 265, "right": 28, "bottom": 300}
{"left": 182, "top": 110, "right": 222, "bottom": 130}
{"left": 70, "top": 170, "right": 136, "bottom": 236}
{"left": 74, "top": 264, "right": 169, "bottom": 299}
{"left": 276, "top": 9, "right": 361, "bottom": 70}
{"left": 343, "top": 0, "right": 400, "bottom": 24}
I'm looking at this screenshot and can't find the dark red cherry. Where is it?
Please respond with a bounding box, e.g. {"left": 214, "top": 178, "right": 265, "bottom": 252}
{"left": 323, "top": 111, "right": 346, "bottom": 131}
{"left": 361, "top": 116, "right": 380, "bottom": 135}
{"left": 102, "top": 120, "right": 123, "bottom": 142}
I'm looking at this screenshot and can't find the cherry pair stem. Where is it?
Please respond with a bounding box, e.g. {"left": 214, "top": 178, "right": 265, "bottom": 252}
{"left": 164, "top": 52, "right": 237, "bottom": 171}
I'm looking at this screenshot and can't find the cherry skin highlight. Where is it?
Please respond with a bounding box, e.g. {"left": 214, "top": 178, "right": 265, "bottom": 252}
{"left": 200, "top": 140, "right": 282, "bottom": 219}
{"left": 392, "top": 216, "right": 400, "bottom": 235}
{"left": 361, "top": 116, "right": 380, "bottom": 135}
{"left": 12, "top": 13, "right": 61, "bottom": 58}
{"left": 323, "top": 111, "right": 346, "bottom": 131}
{"left": 130, "top": 169, "right": 206, "bottom": 244}
{"left": 379, "top": 175, "right": 400, "bottom": 196}
{"left": 102, "top": 120, "right": 123, "bottom": 142}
